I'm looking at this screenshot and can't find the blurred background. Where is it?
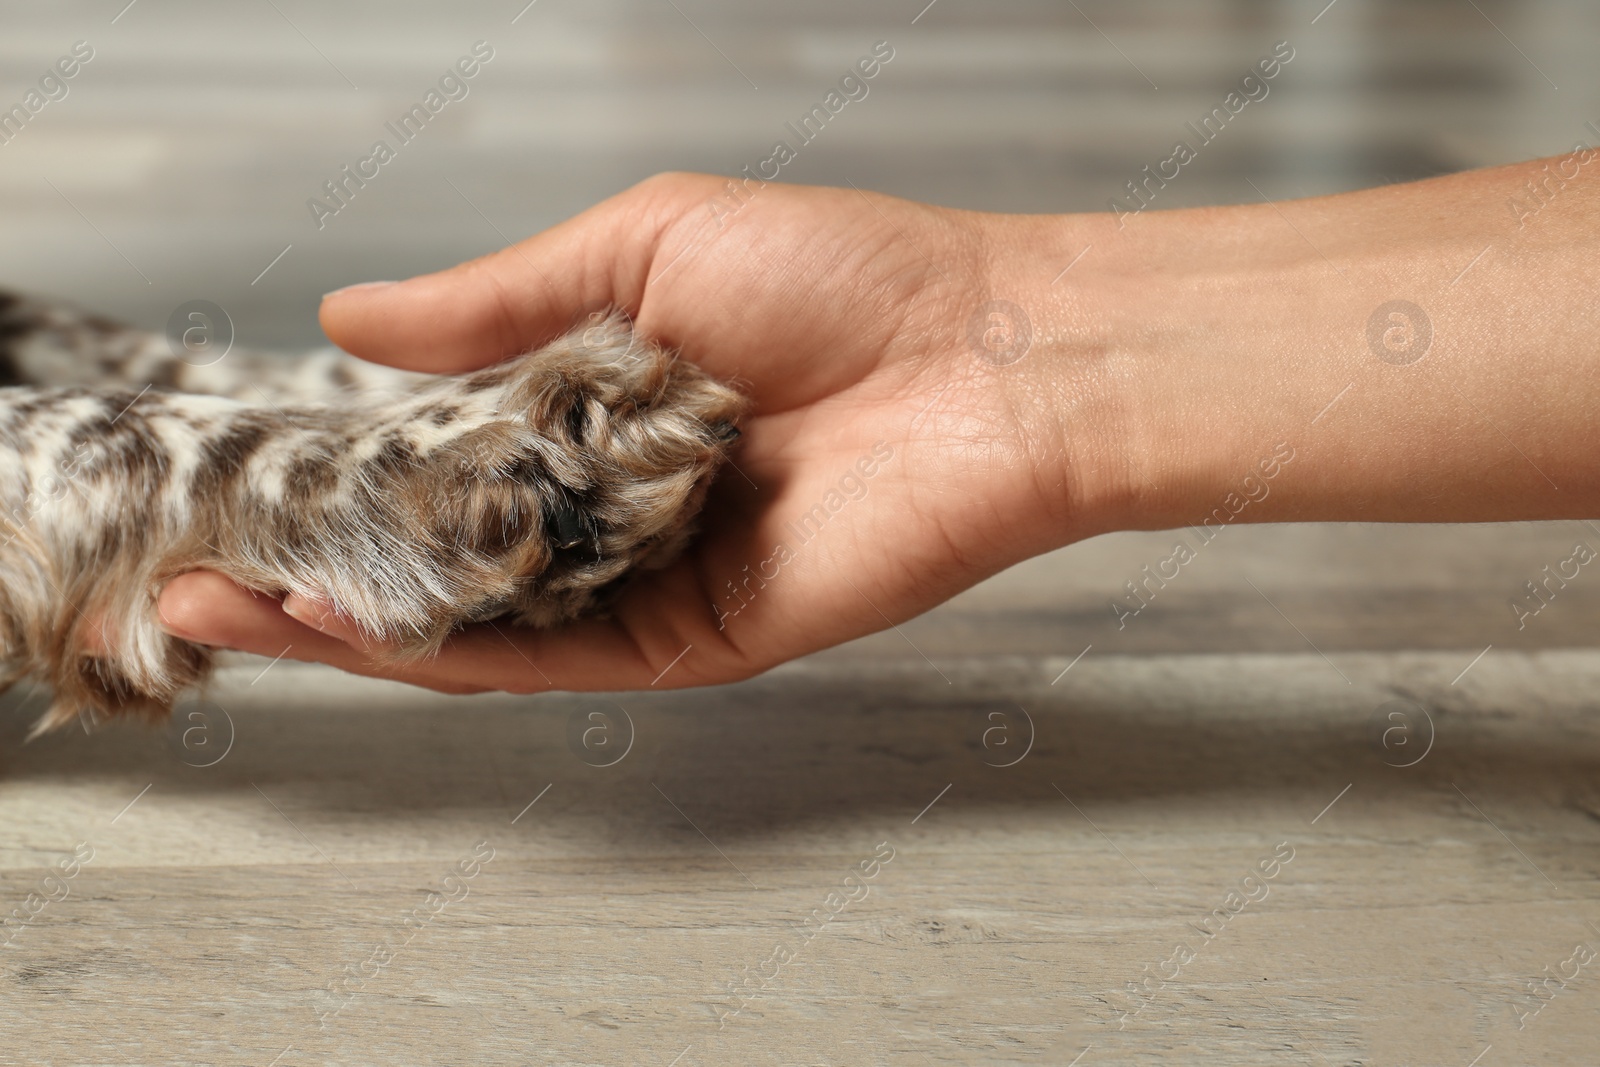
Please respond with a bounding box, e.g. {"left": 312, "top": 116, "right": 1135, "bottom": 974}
{"left": 4, "top": 0, "right": 1599, "bottom": 659}
{"left": 4, "top": 0, "right": 1596, "bottom": 336}
{"left": 5, "top": 5, "right": 1600, "bottom": 1064}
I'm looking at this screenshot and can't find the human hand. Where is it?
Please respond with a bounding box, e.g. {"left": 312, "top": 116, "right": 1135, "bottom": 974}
{"left": 156, "top": 173, "right": 1120, "bottom": 693}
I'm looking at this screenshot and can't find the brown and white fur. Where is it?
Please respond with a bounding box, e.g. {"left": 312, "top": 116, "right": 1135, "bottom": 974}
{"left": 0, "top": 292, "right": 744, "bottom": 732}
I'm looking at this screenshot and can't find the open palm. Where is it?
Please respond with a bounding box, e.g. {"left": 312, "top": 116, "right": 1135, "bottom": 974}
{"left": 158, "top": 174, "right": 1088, "bottom": 693}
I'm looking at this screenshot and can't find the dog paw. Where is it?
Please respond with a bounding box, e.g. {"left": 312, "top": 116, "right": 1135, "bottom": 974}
{"left": 7, "top": 314, "right": 744, "bottom": 728}
{"left": 237, "top": 314, "right": 745, "bottom": 657}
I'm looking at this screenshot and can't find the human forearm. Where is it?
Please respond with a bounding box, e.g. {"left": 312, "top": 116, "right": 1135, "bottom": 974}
{"left": 1003, "top": 157, "right": 1600, "bottom": 542}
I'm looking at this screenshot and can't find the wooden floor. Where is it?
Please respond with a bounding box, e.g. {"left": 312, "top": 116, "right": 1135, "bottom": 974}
{"left": 3, "top": 1, "right": 1600, "bottom": 1064}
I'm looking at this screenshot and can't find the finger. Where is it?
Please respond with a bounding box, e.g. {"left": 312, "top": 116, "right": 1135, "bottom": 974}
{"left": 162, "top": 569, "right": 656, "bottom": 694}
{"left": 160, "top": 557, "right": 754, "bottom": 697}
{"left": 276, "top": 590, "right": 655, "bottom": 692}
{"left": 318, "top": 175, "right": 707, "bottom": 374}
{"left": 158, "top": 572, "right": 485, "bottom": 695}
{"left": 282, "top": 592, "right": 383, "bottom": 650}
{"left": 383, "top": 618, "right": 648, "bottom": 695}
{"left": 278, "top": 562, "right": 740, "bottom": 696}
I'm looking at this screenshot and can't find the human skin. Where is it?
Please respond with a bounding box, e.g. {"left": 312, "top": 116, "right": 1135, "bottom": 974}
{"left": 156, "top": 159, "right": 1600, "bottom": 694}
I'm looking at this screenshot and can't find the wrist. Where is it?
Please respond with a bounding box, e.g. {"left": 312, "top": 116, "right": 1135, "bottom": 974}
{"left": 985, "top": 198, "right": 1379, "bottom": 542}
{"left": 1001, "top": 161, "right": 1600, "bottom": 540}
{"left": 972, "top": 209, "right": 1154, "bottom": 550}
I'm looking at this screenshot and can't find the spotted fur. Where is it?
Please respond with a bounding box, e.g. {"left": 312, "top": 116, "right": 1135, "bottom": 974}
{"left": 0, "top": 292, "right": 745, "bottom": 731}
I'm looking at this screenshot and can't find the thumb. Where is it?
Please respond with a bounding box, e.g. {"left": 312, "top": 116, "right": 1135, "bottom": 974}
{"left": 318, "top": 175, "right": 693, "bottom": 374}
